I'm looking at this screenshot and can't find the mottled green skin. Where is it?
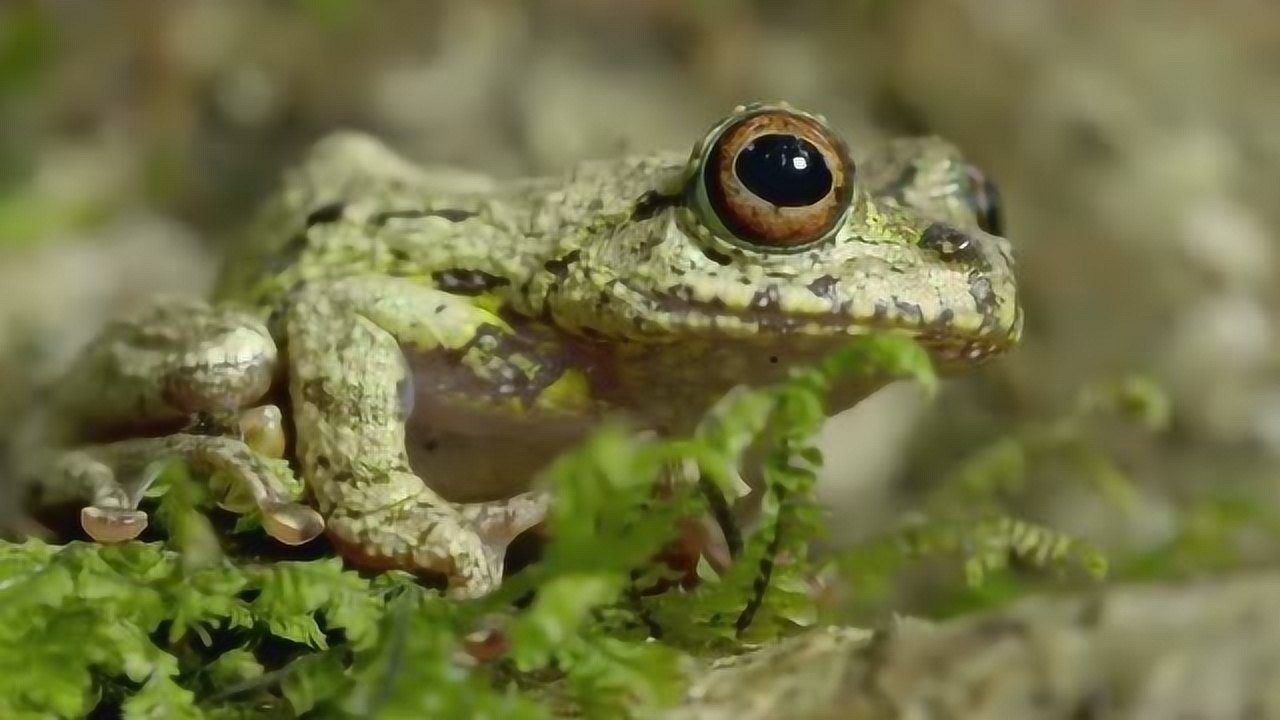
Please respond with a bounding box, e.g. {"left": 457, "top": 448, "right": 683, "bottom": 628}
{"left": 31, "top": 104, "right": 1020, "bottom": 597}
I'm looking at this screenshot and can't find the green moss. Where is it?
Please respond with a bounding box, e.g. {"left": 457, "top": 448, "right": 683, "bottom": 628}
{"left": 1, "top": 335, "right": 1116, "bottom": 718}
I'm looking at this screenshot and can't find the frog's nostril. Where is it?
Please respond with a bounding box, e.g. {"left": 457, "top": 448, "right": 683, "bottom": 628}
{"left": 918, "top": 222, "right": 980, "bottom": 264}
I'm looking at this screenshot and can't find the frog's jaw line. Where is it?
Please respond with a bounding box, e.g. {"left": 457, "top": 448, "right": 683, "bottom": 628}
{"left": 595, "top": 279, "right": 1018, "bottom": 364}
{"left": 657, "top": 306, "right": 1014, "bottom": 363}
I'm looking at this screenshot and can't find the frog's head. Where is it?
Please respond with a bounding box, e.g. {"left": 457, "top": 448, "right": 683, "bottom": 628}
{"left": 550, "top": 103, "right": 1021, "bottom": 372}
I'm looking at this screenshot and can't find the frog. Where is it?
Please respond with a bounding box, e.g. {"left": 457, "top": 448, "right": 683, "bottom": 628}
{"left": 23, "top": 103, "right": 1021, "bottom": 599}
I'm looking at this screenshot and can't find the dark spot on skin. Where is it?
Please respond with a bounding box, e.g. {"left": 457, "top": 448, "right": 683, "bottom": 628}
{"left": 666, "top": 284, "right": 696, "bottom": 303}
{"left": 431, "top": 208, "right": 478, "bottom": 223}
{"left": 894, "top": 299, "right": 924, "bottom": 325}
{"left": 371, "top": 208, "right": 477, "bottom": 225}
{"left": 433, "top": 269, "right": 511, "bottom": 296}
{"left": 968, "top": 272, "right": 1001, "bottom": 333}
{"left": 300, "top": 379, "right": 330, "bottom": 411}
{"left": 750, "top": 286, "right": 781, "bottom": 310}
{"left": 599, "top": 279, "right": 633, "bottom": 311}
{"left": 872, "top": 300, "right": 890, "bottom": 322}
{"left": 316, "top": 455, "right": 331, "bottom": 470}
{"left": 305, "top": 202, "right": 346, "bottom": 227}
{"left": 806, "top": 275, "right": 840, "bottom": 304}
{"left": 700, "top": 246, "right": 733, "bottom": 266}
{"left": 631, "top": 190, "right": 679, "bottom": 221}
{"left": 768, "top": 355, "right": 779, "bottom": 364}
{"left": 919, "top": 222, "right": 983, "bottom": 265}
{"left": 586, "top": 198, "right": 603, "bottom": 213}
{"left": 543, "top": 249, "right": 581, "bottom": 277}
{"left": 267, "top": 233, "right": 309, "bottom": 274}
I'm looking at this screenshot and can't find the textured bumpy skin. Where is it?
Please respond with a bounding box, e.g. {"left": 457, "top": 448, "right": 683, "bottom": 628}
{"left": 28, "top": 104, "right": 1020, "bottom": 597}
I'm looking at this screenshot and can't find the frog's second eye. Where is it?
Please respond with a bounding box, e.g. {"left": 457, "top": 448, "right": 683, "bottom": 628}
{"left": 699, "top": 109, "right": 855, "bottom": 250}
{"left": 963, "top": 164, "right": 1004, "bottom": 237}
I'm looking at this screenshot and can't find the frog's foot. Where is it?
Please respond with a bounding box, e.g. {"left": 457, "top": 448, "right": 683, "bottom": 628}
{"left": 325, "top": 479, "right": 550, "bottom": 599}
{"left": 44, "top": 433, "right": 324, "bottom": 547}
{"left": 459, "top": 489, "right": 550, "bottom": 553}
{"left": 211, "top": 404, "right": 310, "bottom": 540}
{"left": 182, "top": 432, "right": 325, "bottom": 546}
{"left": 53, "top": 451, "right": 152, "bottom": 543}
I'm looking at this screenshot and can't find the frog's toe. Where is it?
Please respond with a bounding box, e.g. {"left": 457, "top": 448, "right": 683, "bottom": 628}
{"left": 461, "top": 490, "right": 551, "bottom": 554}
{"left": 43, "top": 450, "right": 154, "bottom": 543}
{"left": 238, "top": 405, "right": 286, "bottom": 459}
{"left": 80, "top": 506, "right": 148, "bottom": 543}
{"left": 261, "top": 501, "right": 325, "bottom": 545}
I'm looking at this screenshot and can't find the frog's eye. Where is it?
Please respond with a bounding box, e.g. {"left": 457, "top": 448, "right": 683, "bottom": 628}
{"left": 694, "top": 108, "right": 855, "bottom": 250}
{"left": 964, "top": 164, "right": 1004, "bottom": 236}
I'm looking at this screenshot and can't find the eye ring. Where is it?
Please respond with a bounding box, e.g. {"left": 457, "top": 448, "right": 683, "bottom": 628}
{"left": 688, "top": 105, "right": 855, "bottom": 251}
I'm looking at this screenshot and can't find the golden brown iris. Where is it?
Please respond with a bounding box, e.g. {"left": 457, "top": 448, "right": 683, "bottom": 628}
{"left": 702, "top": 109, "right": 854, "bottom": 249}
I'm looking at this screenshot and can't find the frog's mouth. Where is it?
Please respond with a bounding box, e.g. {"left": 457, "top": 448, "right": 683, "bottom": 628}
{"left": 609, "top": 278, "right": 1020, "bottom": 365}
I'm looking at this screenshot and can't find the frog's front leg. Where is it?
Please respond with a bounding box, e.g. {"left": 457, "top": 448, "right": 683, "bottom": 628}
{"left": 284, "top": 276, "right": 555, "bottom": 598}
{"left": 32, "top": 300, "right": 323, "bottom": 544}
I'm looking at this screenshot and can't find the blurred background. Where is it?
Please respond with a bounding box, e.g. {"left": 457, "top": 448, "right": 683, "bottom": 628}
{"left": 3, "top": 0, "right": 1280, "bottom": 617}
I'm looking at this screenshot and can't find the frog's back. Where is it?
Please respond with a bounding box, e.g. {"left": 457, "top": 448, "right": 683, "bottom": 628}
{"left": 214, "top": 132, "right": 688, "bottom": 317}
{"left": 214, "top": 132, "right": 500, "bottom": 308}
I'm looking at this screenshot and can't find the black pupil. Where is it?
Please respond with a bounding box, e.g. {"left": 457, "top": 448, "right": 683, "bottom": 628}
{"left": 733, "top": 134, "right": 832, "bottom": 207}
